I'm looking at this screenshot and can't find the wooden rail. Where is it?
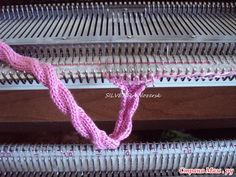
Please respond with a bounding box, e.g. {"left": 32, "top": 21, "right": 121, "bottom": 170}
{"left": 0, "top": 87, "right": 236, "bottom": 130}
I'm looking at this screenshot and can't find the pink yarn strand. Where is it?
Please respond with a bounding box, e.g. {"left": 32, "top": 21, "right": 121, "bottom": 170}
{"left": 0, "top": 42, "right": 146, "bottom": 149}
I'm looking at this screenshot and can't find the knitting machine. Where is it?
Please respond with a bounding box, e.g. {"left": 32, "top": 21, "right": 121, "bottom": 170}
{"left": 0, "top": 0, "right": 236, "bottom": 176}
{"left": 0, "top": 1, "right": 236, "bottom": 89}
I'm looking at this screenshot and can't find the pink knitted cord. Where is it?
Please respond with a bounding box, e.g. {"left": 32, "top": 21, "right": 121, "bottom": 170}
{"left": 0, "top": 42, "right": 146, "bottom": 149}
{"left": 1, "top": 42, "right": 236, "bottom": 149}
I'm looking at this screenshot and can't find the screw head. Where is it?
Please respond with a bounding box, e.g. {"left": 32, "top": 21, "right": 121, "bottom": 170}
{"left": 127, "top": 35, "right": 132, "bottom": 39}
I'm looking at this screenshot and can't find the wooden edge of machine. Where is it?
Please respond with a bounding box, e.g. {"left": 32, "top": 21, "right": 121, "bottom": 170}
{"left": 0, "top": 87, "right": 235, "bottom": 130}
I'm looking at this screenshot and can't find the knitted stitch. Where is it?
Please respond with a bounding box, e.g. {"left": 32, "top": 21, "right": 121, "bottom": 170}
{"left": 0, "top": 42, "right": 146, "bottom": 149}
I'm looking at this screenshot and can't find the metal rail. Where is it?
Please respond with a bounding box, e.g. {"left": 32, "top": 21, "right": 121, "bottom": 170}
{"left": 0, "top": 1, "right": 235, "bottom": 89}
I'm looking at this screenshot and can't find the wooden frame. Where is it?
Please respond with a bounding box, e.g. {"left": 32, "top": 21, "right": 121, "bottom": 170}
{"left": 0, "top": 87, "right": 236, "bottom": 131}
